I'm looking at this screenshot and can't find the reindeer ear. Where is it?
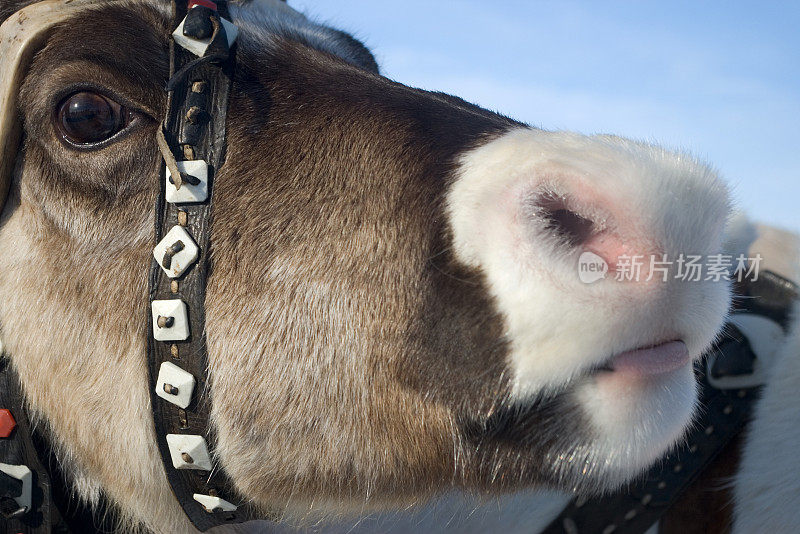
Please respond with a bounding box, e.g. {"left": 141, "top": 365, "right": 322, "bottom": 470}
{"left": 0, "top": 0, "right": 100, "bottom": 212}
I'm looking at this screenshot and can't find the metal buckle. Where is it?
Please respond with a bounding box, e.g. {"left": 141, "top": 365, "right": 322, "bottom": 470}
{"left": 172, "top": 11, "right": 238, "bottom": 57}
{"left": 0, "top": 497, "right": 27, "bottom": 520}
{"left": 706, "top": 312, "right": 785, "bottom": 390}
{"left": 0, "top": 463, "right": 32, "bottom": 519}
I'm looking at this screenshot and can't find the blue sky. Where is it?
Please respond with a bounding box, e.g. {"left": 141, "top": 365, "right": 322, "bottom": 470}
{"left": 292, "top": 0, "right": 800, "bottom": 232}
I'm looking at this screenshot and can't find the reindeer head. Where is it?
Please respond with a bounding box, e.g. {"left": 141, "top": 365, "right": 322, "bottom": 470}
{"left": 0, "top": 1, "right": 731, "bottom": 531}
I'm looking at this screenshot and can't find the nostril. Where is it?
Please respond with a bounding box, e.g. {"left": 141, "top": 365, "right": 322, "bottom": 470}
{"left": 544, "top": 207, "right": 594, "bottom": 247}
{"left": 536, "top": 195, "right": 595, "bottom": 248}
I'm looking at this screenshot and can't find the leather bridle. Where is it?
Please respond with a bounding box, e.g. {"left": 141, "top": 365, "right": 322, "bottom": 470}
{"left": 147, "top": 0, "right": 254, "bottom": 530}
{"left": 0, "top": 0, "right": 255, "bottom": 531}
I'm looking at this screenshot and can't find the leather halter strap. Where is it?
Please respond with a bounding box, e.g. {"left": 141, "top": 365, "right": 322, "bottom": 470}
{"left": 147, "top": 1, "right": 255, "bottom": 530}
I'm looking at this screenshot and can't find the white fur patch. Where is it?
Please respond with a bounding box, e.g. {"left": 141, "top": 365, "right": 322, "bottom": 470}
{"left": 725, "top": 220, "right": 800, "bottom": 533}
{"left": 572, "top": 365, "right": 697, "bottom": 484}
{"left": 447, "top": 127, "right": 731, "bottom": 480}
{"left": 448, "top": 128, "right": 731, "bottom": 395}
{"left": 733, "top": 308, "right": 800, "bottom": 532}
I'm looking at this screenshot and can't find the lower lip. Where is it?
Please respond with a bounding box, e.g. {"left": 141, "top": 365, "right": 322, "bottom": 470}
{"left": 608, "top": 340, "right": 691, "bottom": 377}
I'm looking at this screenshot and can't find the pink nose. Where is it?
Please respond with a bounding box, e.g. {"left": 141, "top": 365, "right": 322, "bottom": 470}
{"left": 533, "top": 191, "right": 655, "bottom": 275}
{"left": 583, "top": 231, "right": 633, "bottom": 272}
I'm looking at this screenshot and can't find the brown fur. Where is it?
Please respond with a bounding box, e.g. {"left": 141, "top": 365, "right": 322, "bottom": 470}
{"left": 0, "top": 1, "right": 576, "bottom": 531}
{"left": 207, "top": 36, "right": 518, "bottom": 509}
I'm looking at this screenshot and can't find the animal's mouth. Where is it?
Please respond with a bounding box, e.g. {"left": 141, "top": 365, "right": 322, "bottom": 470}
{"left": 589, "top": 340, "right": 691, "bottom": 378}
{"left": 461, "top": 337, "right": 696, "bottom": 489}
{"left": 472, "top": 339, "right": 692, "bottom": 435}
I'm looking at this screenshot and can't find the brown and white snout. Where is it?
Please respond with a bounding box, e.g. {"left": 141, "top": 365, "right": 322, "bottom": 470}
{"left": 447, "top": 127, "right": 732, "bottom": 482}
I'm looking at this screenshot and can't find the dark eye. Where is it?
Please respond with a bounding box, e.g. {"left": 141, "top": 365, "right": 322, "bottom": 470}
{"left": 56, "top": 91, "right": 131, "bottom": 146}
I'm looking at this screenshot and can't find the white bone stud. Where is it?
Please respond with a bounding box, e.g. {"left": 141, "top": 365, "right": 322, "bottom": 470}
{"left": 166, "top": 434, "right": 213, "bottom": 471}
{"left": 193, "top": 493, "right": 238, "bottom": 513}
{"left": 155, "top": 362, "right": 196, "bottom": 409}
{"left": 0, "top": 463, "right": 32, "bottom": 513}
{"left": 153, "top": 226, "right": 200, "bottom": 279}
{"left": 151, "top": 300, "right": 190, "bottom": 342}
{"left": 172, "top": 14, "right": 238, "bottom": 58}
{"left": 165, "top": 160, "right": 209, "bottom": 204}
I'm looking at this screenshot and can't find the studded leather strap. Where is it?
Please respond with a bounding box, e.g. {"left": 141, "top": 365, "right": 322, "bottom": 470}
{"left": 147, "top": 1, "right": 254, "bottom": 530}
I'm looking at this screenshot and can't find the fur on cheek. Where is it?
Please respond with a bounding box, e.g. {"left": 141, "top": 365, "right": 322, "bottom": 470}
{"left": 0, "top": 210, "right": 196, "bottom": 533}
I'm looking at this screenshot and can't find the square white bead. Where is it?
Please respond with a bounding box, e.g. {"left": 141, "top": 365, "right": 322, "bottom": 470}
{"left": 193, "top": 493, "right": 238, "bottom": 513}
{"left": 153, "top": 226, "right": 199, "bottom": 279}
{"left": 165, "top": 160, "right": 209, "bottom": 204}
{"left": 155, "top": 362, "right": 196, "bottom": 409}
{"left": 151, "top": 300, "right": 190, "bottom": 342}
{"left": 166, "top": 434, "right": 213, "bottom": 471}
{"left": 172, "top": 14, "right": 238, "bottom": 58}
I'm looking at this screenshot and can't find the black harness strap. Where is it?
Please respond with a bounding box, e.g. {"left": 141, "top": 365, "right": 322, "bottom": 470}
{"left": 0, "top": 359, "right": 55, "bottom": 534}
{"left": 541, "top": 271, "right": 799, "bottom": 534}
{"left": 147, "top": 0, "right": 254, "bottom": 530}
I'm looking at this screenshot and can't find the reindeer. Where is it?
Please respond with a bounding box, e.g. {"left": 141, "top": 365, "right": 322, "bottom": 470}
{"left": 2, "top": 1, "right": 791, "bottom": 533}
